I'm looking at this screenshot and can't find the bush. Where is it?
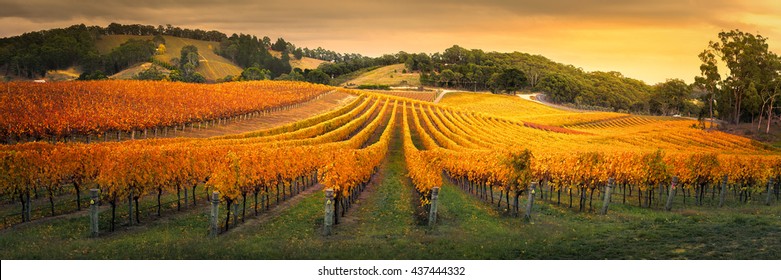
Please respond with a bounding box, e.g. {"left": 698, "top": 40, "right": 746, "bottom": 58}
{"left": 133, "top": 66, "right": 166, "bottom": 81}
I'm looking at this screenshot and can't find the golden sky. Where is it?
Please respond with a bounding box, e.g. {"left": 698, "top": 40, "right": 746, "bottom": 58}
{"left": 1, "top": 0, "right": 780, "bottom": 84}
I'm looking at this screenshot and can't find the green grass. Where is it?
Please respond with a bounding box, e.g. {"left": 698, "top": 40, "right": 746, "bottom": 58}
{"left": 331, "top": 66, "right": 381, "bottom": 86}
{"left": 345, "top": 64, "right": 421, "bottom": 87}
{"left": 1, "top": 128, "right": 780, "bottom": 259}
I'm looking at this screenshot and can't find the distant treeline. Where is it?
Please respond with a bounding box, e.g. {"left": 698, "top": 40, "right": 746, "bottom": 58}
{"left": 215, "top": 34, "right": 291, "bottom": 78}
{"left": 404, "top": 40, "right": 779, "bottom": 124}
{"left": 0, "top": 23, "right": 234, "bottom": 79}
{"left": 408, "top": 45, "right": 660, "bottom": 114}
{"left": 315, "top": 47, "right": 661, "bottom": 113}
{"left": 1, "top": 24, "right": 101, "bottom": 78}
{"left": 0, "top": 23, "right": 352, "bottom": 82}
{"left": 102, "top": 23, "right": 228, "bottom": 42}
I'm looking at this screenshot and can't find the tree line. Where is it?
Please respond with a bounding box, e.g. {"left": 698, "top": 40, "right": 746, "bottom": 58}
{"left": 0, "top": 23, "right": 349, "bottom": 84}
{"left": 399, "top": 37, "right": 778, "bottom": 125}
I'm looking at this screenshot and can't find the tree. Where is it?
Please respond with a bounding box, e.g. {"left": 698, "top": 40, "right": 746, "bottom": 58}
{"left": 152, "top": 34, "right": 166, "bottom": 45}
{"left": 271, "top": 38, "right": 287, "bottom": 52}
{"left": 180, "top": 45, "right": 199, "bottom": 68}
{"left": 262, "top": 36, "right": 271, "bottom": 49}
{"left": 156, "top": 44, "right": 166, "bottom": 55}
{"left": 536, "top": 73, "right": 582, "bottom": 103}
{"left": 756, "top": 53, "right": 781, "bottom": 133}
{"left": 706, "top": 30, "right": 774, "bottom": 124}
{"left": 182, "top": 62, "right": 197, "bottom": 77}
{"left": 694, "top": 48, "right": 721, "bottom": 128}
{"left": 651, "top": 79, "right": 692, "bottom": 116}
{"left": 275, "top": 70, "right": 305, "bottom": 81}
{"left": 293, "top": 48, "right": 304, "bottom": 60}
{"left": 134, "top": 66, "right": 166, "bottom": 81}
{"left": 77, "top": 70, "right": 107, "bottom": 80}
{"left": 241, "top": 67, "right": 270, "bottom": 80}
{"left": 488, "top": 68, "right": 528, "bottom": 94}
{"left": 439, "top": 69, "right": 457, "bottom": 87}
{"left": 304, "top": 69, "right": 330, "bottom": 85}
{"left": 187, "top": 52, "right": 200, "bottom": 67}
{"left": 443, "top": 45, "right": 468, "bottom": 65}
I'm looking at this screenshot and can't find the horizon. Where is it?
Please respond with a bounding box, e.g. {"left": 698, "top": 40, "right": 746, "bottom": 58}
{"left": 1, "top": 0, "right": 780, "bottom": 85}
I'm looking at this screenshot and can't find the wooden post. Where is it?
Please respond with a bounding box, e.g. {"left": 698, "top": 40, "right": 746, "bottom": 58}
{"left": 665, "top": 176, "right": 678, "bottom": 211}
{"left": 524, "top": 183, "right": 537, "bottom": 222}
{"left": 428, "top": 187, "right": 440, "bottom": 227}
{"left": 323, "top": 189, "right": 334, "bottom": 236}
{"left": 600, "top": 178, "right": 615, "bottom": 215}
{"left": 719, "top": 175, "right": 728, "bottom": 207}
{"left": 209, "top": 192, "right": 219, "bottom": 237}
{"left": 766, "top": 178, "right": 775, "bottom": 206}
{"left": 90, "top": 189, "right": 99, "bottom": 237}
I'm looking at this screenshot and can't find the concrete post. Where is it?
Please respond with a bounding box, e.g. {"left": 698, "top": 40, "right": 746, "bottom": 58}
{"left": 524, "top": 182, "right": 537, "bottom": 222}
{"left": 766, "top": 178, "right": 775, "bottom": 206}
{"left": 209, "top": 192, "right": 219, "bottom": 237}
{"left": 600, "top": 178, "right": 615, "bottom": 215}
{"left": 428, "top": 187, "right": 440, "bottom": 227}
{"left": 665, "top": 176, "right": 678, "bottom": 211}
{"left": 324, "top": 189, "right": 334, "bottom": 236}
{"left": 232, "top": 203, "right": 239, "bottom": 228}
{"left": 90, "top": 189, "right": 99, "bottom": 237}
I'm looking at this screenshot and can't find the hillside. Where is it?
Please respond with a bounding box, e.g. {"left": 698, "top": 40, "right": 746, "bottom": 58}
{"left": 343, "top": 64, "right": 421, "bottom": 86}
{"left": 96, "top": 35, "right": 242, "bottom": 81}
{"left": 268, "top": 50, "right": 327, "bottom": 70}
{"left": 95, "top": 36, "right": 327, "bottom": 81}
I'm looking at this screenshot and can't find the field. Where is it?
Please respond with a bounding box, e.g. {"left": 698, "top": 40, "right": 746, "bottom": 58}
{"left": 344, "top": 64, "right": 421, "bottom": 87}
{"left": 268, "top": 50, "right": 327, "bottom": 70}
{"left": 0, "top": 81, "right": 780, "bottom": 260}
{"left": 440, "top": 91, "right": 628, "bottom": 126}
{"left": 0, "top": 81, "right": 333, "bottom": 143}
{"left": 369, "top": 90, "right": 437, "bottom": 102}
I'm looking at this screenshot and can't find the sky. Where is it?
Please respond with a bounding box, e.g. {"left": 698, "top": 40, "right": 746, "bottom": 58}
{"left": 1, "top": 0, "right": 780, "bottom": 84}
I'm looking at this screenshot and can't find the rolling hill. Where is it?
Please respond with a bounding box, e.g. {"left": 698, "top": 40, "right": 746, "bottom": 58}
{"left": 92, "top": 35, "right": 327, "bottom": 81}
{"left": 342, "top": 63, "right": 420, "bottom": 86}
{"left": 96, "top": 35, "right": 242, "bottom": 81}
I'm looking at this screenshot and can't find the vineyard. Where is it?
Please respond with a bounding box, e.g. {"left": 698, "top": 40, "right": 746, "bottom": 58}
{"left": 0, "top": 81, "right": 780, "bottom": 259}
{"left": 368, "top": 90, "right": 437, "bottom": 102}
{"left": 0, "top": 80, "right": 332, "bottom": 143}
